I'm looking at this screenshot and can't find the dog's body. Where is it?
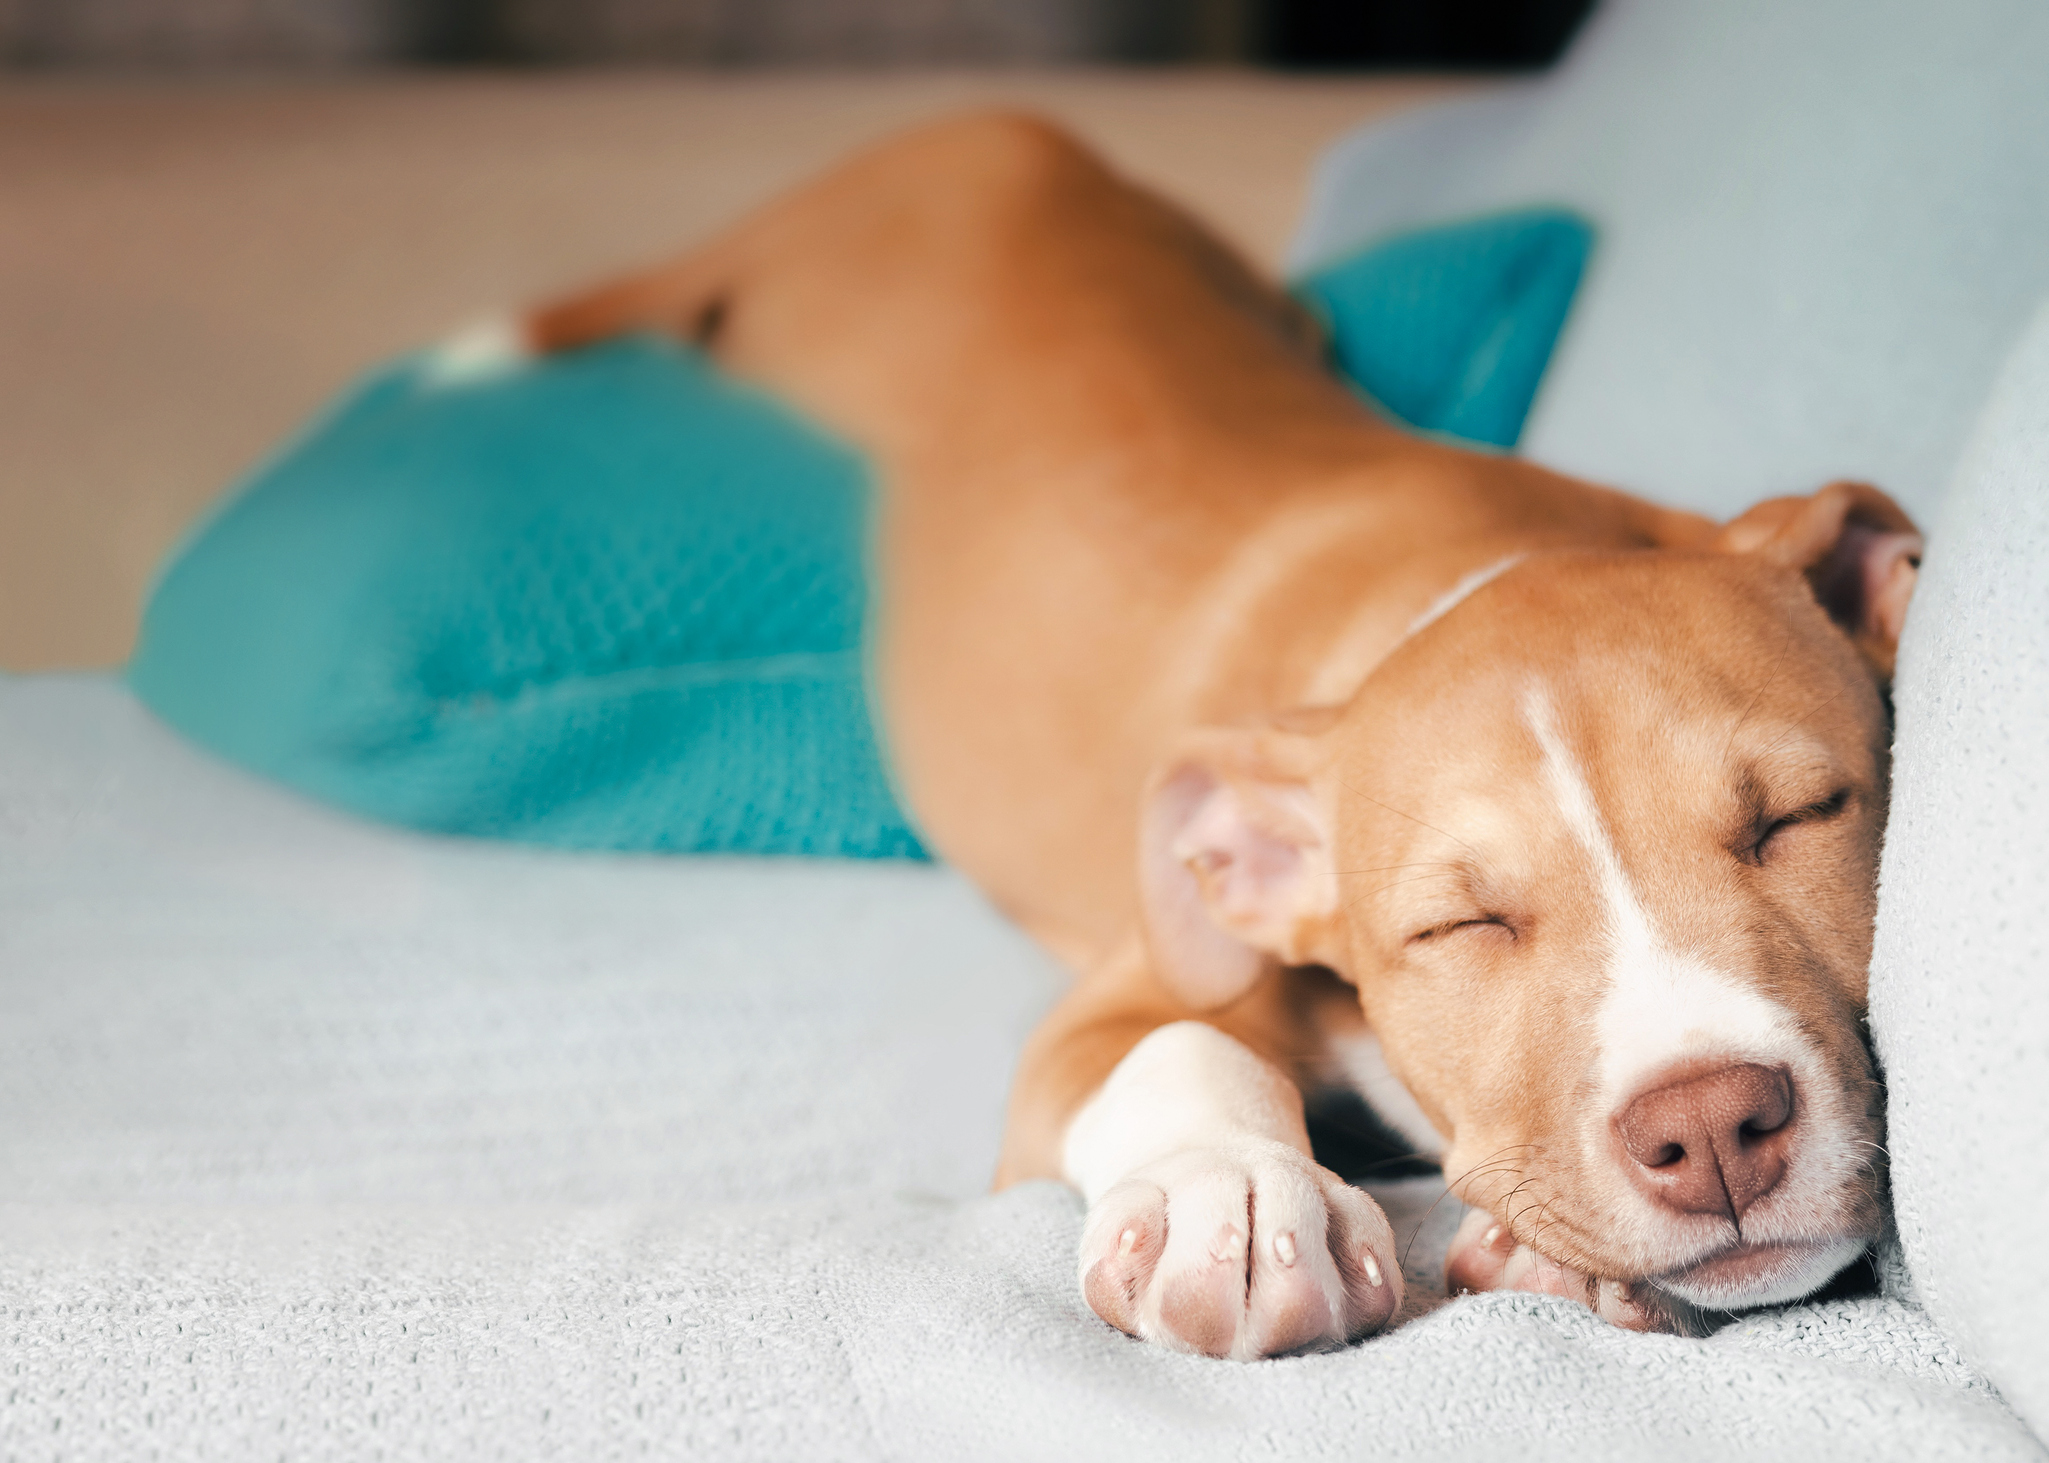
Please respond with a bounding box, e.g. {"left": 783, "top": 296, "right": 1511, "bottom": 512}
{"left": 523, "top": 114, "right": 1920, "bottom": 1359}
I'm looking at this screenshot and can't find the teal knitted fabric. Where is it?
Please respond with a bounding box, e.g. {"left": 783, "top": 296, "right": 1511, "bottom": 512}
{"left": 128, "top": 207, "right": 1593, "bottom": 858}
{"left": 131, "top": 341, "right": 920, "bottom": 857}
{"left": 1295, "top": 206, "right": 1592, "bottom": 448}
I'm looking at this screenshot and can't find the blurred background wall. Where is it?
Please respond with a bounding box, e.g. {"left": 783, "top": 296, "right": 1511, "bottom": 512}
{"left": 0, "top": 0, "right": 1593, "bottom": 69}
{"left": 0, "top": 1, "right": 1580, "bottom": 671}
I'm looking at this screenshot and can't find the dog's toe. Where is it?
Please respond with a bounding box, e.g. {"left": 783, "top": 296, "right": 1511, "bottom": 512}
{"left": 1444, "top": 1207, "right": 1701, "bottom": 1334}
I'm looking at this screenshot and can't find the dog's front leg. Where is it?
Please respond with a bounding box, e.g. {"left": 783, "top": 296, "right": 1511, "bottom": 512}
{"left": 1062, "top": 1020, "right": 1402, "bottom": 1358}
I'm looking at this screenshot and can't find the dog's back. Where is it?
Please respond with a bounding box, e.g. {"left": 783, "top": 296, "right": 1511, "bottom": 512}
{"left": 541, "top": 113, "right": 1712, "bottom": 960}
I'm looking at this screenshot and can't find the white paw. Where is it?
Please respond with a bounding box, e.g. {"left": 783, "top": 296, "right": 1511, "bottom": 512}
{"left": 1443, "top": 1207, "right": 1702, "bottom": 1335}
{"left": 1077, "top": 1139, "right": 1401, "bottom": 1359}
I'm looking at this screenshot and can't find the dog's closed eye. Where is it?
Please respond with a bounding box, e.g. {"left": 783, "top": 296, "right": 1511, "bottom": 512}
{"left": 1746, "top": 788, "right": 1851, "bottom": 865}
{"left": 1409, "top": 915, "right": 1516, "bottom": 945}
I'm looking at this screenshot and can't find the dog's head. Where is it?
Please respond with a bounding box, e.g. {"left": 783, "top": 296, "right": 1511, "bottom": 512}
{"left": 1139, "top": 482, "right": 1920, "bottom": 1311}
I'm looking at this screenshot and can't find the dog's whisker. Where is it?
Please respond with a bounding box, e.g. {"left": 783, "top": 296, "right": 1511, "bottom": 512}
{"left": 1400, "top": 1189, "right": 1455, "bottom": 1274}
{"left": 1755, "top": 682, "right": 1852, "bottom": 760}
{"left": 1344, "top": 864, "right": 1475, "bottom": 909}
{"left": 1335, "top": 779, "right": 1483, "bottom": 859}
{"left": 1400, "top": 1145, "right": 1535, "bottom": 1272}
{"left": 1321, "top": 862, "right": 1465, "bottom": 878}
{"left": 1725, "top": 626, "right": 1796, "bottom": 760}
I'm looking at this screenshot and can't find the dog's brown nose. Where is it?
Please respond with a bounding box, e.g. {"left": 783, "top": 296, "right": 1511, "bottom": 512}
{"left": 1618, "top": 1063, "right": 1795, "bottom": 1222}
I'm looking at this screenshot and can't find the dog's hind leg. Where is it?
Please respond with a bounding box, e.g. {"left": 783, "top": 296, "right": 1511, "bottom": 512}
{"left": 525, "top": 237, "right": 744, "bottom": 356}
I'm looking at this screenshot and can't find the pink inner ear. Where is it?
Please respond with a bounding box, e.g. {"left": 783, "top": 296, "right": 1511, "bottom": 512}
{"left": 1139, "top": 769, "right": 1270, "bottom": 1010}
{"left": 1140, "top": 762, "right": 1332, "bottom": 1011}
{"left": 1808, "top": 521, "right": 1923, "bottom": 646}
{"left": 1174, "top": 790, "right": 1310, "bottom": 936}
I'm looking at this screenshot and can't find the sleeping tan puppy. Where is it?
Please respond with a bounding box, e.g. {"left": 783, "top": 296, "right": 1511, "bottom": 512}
{"left": 516, "top": 112, "right": 1920, "bottom": 1358}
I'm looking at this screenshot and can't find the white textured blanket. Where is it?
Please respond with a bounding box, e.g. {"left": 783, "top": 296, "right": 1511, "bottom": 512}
{"left": 0, "top": 677, "right": 2036, "bottom": 1460}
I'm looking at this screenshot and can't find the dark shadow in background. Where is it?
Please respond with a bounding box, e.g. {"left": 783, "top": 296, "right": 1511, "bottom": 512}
{"left": 1265, "top": 0, "right": 1594, "bottom": 68}
{"left": 2, "top": 0, "right": 1593, "bottom": 69}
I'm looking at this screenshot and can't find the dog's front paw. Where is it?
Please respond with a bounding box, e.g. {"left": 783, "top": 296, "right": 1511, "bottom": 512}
{"left": 1444, "top": 1207, "right": 1703, "bottom": 1334}
{"left": 1077, "top": 1140, "right": 1401, "bottom": 1359}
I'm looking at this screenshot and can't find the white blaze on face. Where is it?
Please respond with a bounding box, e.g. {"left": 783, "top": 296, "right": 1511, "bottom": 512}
{"left": 1520, "top": 685, "right": 1807, "bottom": 1105}
{"left": 1490, "top": 685, "right": 1871, "bottom": 1305}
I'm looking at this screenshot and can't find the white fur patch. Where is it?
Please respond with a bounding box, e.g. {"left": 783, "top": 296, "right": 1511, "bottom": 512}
{"left": 1062, "top": 1021, "right": 1309, "bottom": 1204}
{"left": 1521, "top": 685, "right": 1807, "bottom": 1101}
{"left": 419, "top": 315, "right": 532, "bottom": 389}
{"left": 1406, "top": 553, "right": 1527, "bottom": 637}
{"left": 1300, "top": 551, "right": 1531, "bottom": 706}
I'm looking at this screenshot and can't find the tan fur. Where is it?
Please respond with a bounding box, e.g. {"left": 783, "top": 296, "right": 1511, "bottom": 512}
{"left": 527, "top": 113, "right": 1915, "bottom": 1350}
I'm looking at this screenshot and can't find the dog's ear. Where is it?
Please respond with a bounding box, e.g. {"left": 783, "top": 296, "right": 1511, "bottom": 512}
{"left": 1138, "top": 727, "right": 1337, "bottom": 1011}
{"left": 1715, "top": 481, "right": 1923, "bottom": 677}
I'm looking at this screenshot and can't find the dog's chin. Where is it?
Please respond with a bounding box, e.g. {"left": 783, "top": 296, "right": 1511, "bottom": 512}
{"left": 1652, "top": 1234, "right": 1871, "bottom": 1310}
